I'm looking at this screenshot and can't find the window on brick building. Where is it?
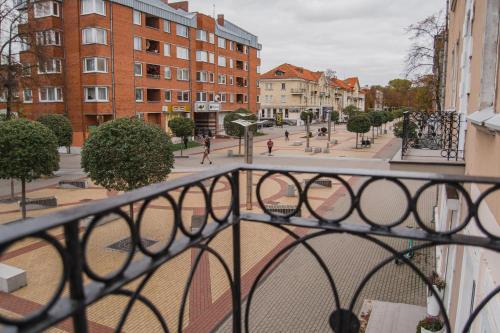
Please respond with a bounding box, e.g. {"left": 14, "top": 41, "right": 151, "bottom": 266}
{"left": 218, "top": 37, "right": 226, "bottom": 49}
{"left": 83, "top": 57, "right": 107, "bottom": 73}
{"left": 134, "top": 36, "right": 142, "bottom": 50}
{"left": 38, "top": 59, "right": 62, "bottom": 74}
{"left": 81, "top": 0, "right": 105, "bottom": 15}
{"left": 146, "top": 64, "right": 161, "bottom": 79}
{"left": 36, "top": 30, "right": 61, "bottom": 46}
{"left": 134, "top": 62, "right": 142, "bottom": 76}
{"left": 82, "top": 28, "right": 106, "bottom": 45}
{"left": 146, "top": 39, "right": 160, "bottom": 53}
{"left": 209, "top": 33, "right": 215, "bottom": 44}
{"left": 196, "top": 91, "right": 207, "bottom": 102}
{"left": 219, "top": 93, "right": 226, "bottom": 103}
{"left": 163, "top": 20, "right": 171, "bottom": 33}
{"left": 135, "top": 88, "right": 143, "bottom": 102}
{"left": 145, "top": 14, "right": 160, "bottom": 29}
{"left": 133, "top": 10, "right": 141, "bottom": 25}
{"left": 39, "top": 87, "right": 63, "bottom": 102}
{"left": 164, "top": 67, "right": 171, "bottom": 79}
{"left": 146, "top": 89, "right": 161, "bottom": 102}
{"left": 196, "top": 30, "right": 208, "bottom": 42}
{"left": 229, "top": 76, "right": 234, "bottom": 85}
{"left": 218, "top": 56, "right": 226, "bottom": 67}
{"left": 164, "top": 90, "right": 171, "bottom": 102}
{"left": 35, "top": 1, "right": 60, "bottom": 18}
{"left": 84, "top": 86, "right": 108, "bottom": 102}
{"left": 209, "top": 52, "right": 215, "bottom": 64}
{"left": 177, "top": 91, "right": 190, "bottom": 102}
{"left": 218, "top": 74, "right": 226, "bottom": 85}
{"left": 230, "top": 93, "right": 235, "bottom": 103}
{"left": 229, "top": 58, "right": 234, "bottom": 69}
{"left": 209, "top": 72, "right": 215, "bottom": 83}
{"left": 176, "top": 68, "right": 189, "bottom": 81}
{"left": 164, "top": 43, "right": 170, "bottom": 56}
{"left": 197, "top": 71, "right": 208, "bottom": 82}
{"left": 196, "top": 50, "right": 208, "bottom": 62}
{"left": 176, "top": 24, "right": 188, "bottom": 38}
{"left": 176, "top": 46, "right": 189, "bottom": 60}
{"left": 23, "top": 89, "right": 33, "bottom": 103}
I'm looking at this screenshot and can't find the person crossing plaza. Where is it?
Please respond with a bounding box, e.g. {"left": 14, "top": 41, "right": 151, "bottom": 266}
{"left": 285, "top": 130, "right": 290, "bottom": 141}
{"left": 267, "top": 138, "right": 274, "bottom": 156}
{"left": 201, "top": 137, "right": 212, "bottom": 165}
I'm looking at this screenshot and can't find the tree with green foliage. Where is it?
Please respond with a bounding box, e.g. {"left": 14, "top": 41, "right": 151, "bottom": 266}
{"left": 393, "top": 120, "right": 417, "bottom": 139}
{"left": 37, "top": 114, "right": 73, "bottom": 153}
{"left": 223, "top": 108, "right": 257, "bottom": 155}
{"left": 343, "top": 105, "right": 361, "bottom": 120}
{"left": 382, "top": 111, "right": 394, "bottom": 132}
{"left": 81, "top": 118, "right": 174, "bottom": 218}
{"left": 330, "top": 110, "right": 340, "bottom": 131}
{"left": 347, "top": 115, "right": 371, "bottom": 149}
{"left": 368, "top": 112, "right": 384, "bottom": 142}
{"left": 392, "top": 109, "right": 405, "bottom": 120}
{"left": 168, "top": 117, "right": 194, "bottom": 157}
{"left": 0, "top": 119, "right": 59, "bottom": 218}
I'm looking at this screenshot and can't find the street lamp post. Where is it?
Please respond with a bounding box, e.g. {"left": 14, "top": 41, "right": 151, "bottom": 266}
{"left": 326, "top": 109, "right": 332, "bottom": 151}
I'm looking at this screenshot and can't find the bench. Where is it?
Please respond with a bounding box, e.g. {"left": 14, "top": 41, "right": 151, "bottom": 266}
{"left": 264, "top": 204, "right": 301, "bottom": 217}
{"left": 20, "top": 196, "right": 57, "bottom": 211}
{"left": 58, "top": 180, "right": 88, "bottom": 189}
{"left": 292, "top": 141, "right": 303, "bottom": 146}
{"left": 0, "top": 263, "right": 27, "bottom": 293}
{"left": 304, "top": 178, "right": 333, "bottom": 188}
{"left": 304, "top": 147, "right": 313, "bottom": 152}
{"left": 312, "top": 147, "right": 322, "bottom": 153}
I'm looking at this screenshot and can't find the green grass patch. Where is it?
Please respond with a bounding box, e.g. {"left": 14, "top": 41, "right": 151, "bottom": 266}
{"left": 172, "top": 141, "right": 201, "bottom": 151}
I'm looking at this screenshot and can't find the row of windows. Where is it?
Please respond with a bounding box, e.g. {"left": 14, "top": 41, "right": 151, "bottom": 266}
{"left": 33, "top": 0, "right": 105, "bottom": 18}
{"left": 134, "top": 89, "right": 249, "bottom": 104}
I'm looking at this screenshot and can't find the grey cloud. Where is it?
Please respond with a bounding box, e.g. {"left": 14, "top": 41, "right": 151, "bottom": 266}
{"left": 188, "top": 0, "right": 443, "bottom": 85}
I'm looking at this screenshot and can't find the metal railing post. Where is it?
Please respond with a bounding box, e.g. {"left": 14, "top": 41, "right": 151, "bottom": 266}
{"left": 64, "top": 221, "right": 88, "bottom": 333}
{"left": 401, "top": 111, "right": 409, "bottom": 159}
{"left": 231, "top": 169, "right": 242, "bottom": 332}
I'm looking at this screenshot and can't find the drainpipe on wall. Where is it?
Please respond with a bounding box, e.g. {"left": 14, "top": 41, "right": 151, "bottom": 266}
{"left": 110, "top": 2, "right": 116, "bottom": 119}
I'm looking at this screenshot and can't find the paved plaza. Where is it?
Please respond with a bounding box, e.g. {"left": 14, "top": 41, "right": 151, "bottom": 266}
{"left": 0, "top": 124, "right": 437, "bottom": 333}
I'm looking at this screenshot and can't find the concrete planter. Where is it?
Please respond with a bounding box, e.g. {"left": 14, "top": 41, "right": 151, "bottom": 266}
{"left": 421, "top": 327, "right": 444, "bottom": 333}
{"left": 427, "top": 286, "right": 444, "bottom": 316}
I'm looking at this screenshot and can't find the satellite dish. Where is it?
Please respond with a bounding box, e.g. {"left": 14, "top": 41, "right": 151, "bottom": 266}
{"left": 214, "top": 95, "right": 220, "bottom": 102}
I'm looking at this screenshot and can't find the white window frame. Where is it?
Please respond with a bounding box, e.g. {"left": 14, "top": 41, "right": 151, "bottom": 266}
{"left": 176, "top": 68, "right": 189, "bottom": 81}
{"left": 134, "top": 62, "right": 142, "bottom": 76}
{"left": 23, "top": 88, "right": 33, "bottom": 103}
{"left": 163, "top": 43, "right": 170, "bottom": 56}
{"left": 177, "top": 90, "right": 190, "bottom": 102}
{"left": 82, "top": 27, "right": 107, "bottom": 45}
{"left": 209, "top": 52, "right": 215, "bottom": 64}
{"left": 84, "top": 86, "right": 109, "bottom": 102}
{"left": 218, "top": 55, "right": 226, "bottom": 67}
{"left": 230, "top": 93, "right": 235, "bottom": 103}
{"left": 134, "top": 36, "right": 142, "bottom": 51}
{"left": 81, "top": 0, "right": 105, "bottom": 16}
{"left": 133, "top": 10, "right": 141, "bottom": 25}
{"left": 164, "top": 90, "right": 171, "bottom": 102}
{"left": 196, "top": 50, "right": 208, "bottom": 62}
{"left": 229, "top": 41, "right": 234, "bottom": 51}
{"left": 39, "top": 87, "right": 63, "bottom": 102}
{"left": 229, "top": 76, "right": 234, "bottom": 85}
{"left": 35, "top": 1, "right": 60, "bottom": 18}
{"left": 196, "top": 91, "right": 208, "bottom": 102}
{"left": 36, "top": 30, "right": 61, "bottom": 46}
{"left": 176, "top": 24, "right": 189, "bottom": 38}
{"left": 196, "top": 30, "right": 208, "bottom": 42}
{"left": 135, "top": 88, "right": 143, "bottom": 102}
{"left": 38, "top": 59, "right": 62, "bottom": 74}
{"left": 229, "top": 58, "right": 234, "bottom": 69}
{"left": 164, "top": 66, "right": 171, "bottom": 79}
{"left": 219, "top": 92, "right": 227, "bottom": 103}
{"left": 163, "top": 20, "right": 171, "bottom": 33}
{"left": 218, "top": 37, "right": 226, "bottom": 49}
{"left": 176, "top": 46, "right": 189, "bottom": 60}
{"left": 218, "top": 74, "right": 226, "bottom": 85}
{"left": 209, "top": 33, "right": 215, "bottom": 44}
{"left": 197, "top": 71, "right": 208, "bottom": 82}
{"left": 83, "top": 57, "right": 107, "bottom": 73}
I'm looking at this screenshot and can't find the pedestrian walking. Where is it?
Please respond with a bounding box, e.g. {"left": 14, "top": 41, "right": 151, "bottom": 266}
{"left": 284, "top": 130, "right": 289, "bottom": 141}
{"left": 267, "top": 138, "right": 274, "bottom": 156}
{"left": 200, "top": 145, "right": 212, "bottom": 165}
{"left": 204, "top": 136, "right": 211, "bottom": 153}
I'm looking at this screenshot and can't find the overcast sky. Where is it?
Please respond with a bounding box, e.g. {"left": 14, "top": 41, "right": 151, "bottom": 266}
{"left": 188, "top": 0, "right": 444, "bottom": 86}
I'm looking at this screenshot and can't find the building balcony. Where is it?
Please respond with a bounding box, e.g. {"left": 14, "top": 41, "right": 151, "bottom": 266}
{"left": 0, "top": 165, "right": 498, "bottom": 333}
{"left": 290, "top": 88, "right": 306, "bottom": 95}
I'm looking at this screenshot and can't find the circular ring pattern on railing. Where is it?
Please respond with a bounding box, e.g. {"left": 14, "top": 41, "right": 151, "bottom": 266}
{"left": 0, "top": 233, "right": 69, "bottom": 326}
{"left": 209, "top": 174, "right": 234, "bottom": 224}
{"left": 473, "top": 184, "right": 500, "bottom": 240}
{"left": 177, "top": 182, "right": 209, "bottom": 238}
{"left": 303, "top": 174, "right": 355, "bottom": 224}
{"left": 356, "top": 177, "right": 412, "bottom": 228}
{"left": 412, "top": 181, "right": 473, "bottom": 235}
{"left": 256, "top": 171, "right": 303, "bottom": 219}
{"left": 136, "top": 193, "right": 179, "bottom": 257}
{"left": 82, "top": 208, "right": 137, "bottom": 283}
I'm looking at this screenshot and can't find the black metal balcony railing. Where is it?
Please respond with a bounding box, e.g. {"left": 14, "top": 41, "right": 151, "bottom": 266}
{"left": 401, "top": 111, "right": 462, "bottom": 161}
{"left": 0, "top": 164, "right": 499, "bottom": 333}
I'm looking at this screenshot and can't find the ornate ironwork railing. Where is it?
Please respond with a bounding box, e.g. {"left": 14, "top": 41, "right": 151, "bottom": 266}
{"left": 0, "top": 164, "right": 499, "bottom": 333}
{"left": 401, "top": 111, "right": 462, "bottom": 161}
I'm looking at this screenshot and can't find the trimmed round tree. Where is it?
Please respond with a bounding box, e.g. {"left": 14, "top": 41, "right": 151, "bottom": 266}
{"left": 382, "top": 111, "right": 394, "bottom": 132}
{"left": 223, "top": 108, "right": 257, "bottom": 155}
{"left": 0, "top": 119, "right": 59, "bottom": 218}
{"left": 347, "top": 115, "right": 371, "bottom": 148}
{"left": 369, "top": 112, "right": 384, "bottom": 140}
{"left": 81, "top": 118, "right": 174, "bottom": 218}
{"left": 38, "top": 114, "right": 73, "bottom": 153}
{"left": 343, "top": 105, "right": 360, "bottom": 120}
{"left": 168, "top": 116, "right": 194, "bottom": 156}
{"left": 300, "top": 110, "right": 314, "bottom": 148}
{"left": 330, "top": 110, "right": 340, "bottom": 130}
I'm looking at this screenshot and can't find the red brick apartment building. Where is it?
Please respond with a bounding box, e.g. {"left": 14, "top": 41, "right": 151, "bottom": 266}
{"left": 5, "top": 0, "right": 261, "bottom": 145}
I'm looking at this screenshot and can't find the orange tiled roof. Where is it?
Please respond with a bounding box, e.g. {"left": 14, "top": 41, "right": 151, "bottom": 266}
{"left": 344, "top": 77, "right": 359, "bottom": 89}
{"left": 330, "top": 78, "right": 352, "bottom": 91}
{"left": 259, "top": 63, "right": 323, "bottom": 82}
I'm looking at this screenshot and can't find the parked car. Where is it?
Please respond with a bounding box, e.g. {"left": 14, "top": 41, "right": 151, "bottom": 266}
{"left": 261, "top": 119, "right": 275, "bottom": 127}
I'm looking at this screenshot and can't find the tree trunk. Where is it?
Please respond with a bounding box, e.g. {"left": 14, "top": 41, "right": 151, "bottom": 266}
{"left": 10, "top": 179, "right": 15, "bottom": 200}
{"left": 238, "top": 136, "right": 242, "bottom": 155}
{"left": 356, "top": 133, "right": 358, "bottom": 149}
{"left": 372, "top": 127, "right": 375, "bottom": 143}
{"left": 67, "top": 146, "right": 71, "bottom": 154}
{"left": 21, "top": 179, "right": 26, "bottom": 219}
{"left": 306, "top": 120, "right": 310, "bottom": 148}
